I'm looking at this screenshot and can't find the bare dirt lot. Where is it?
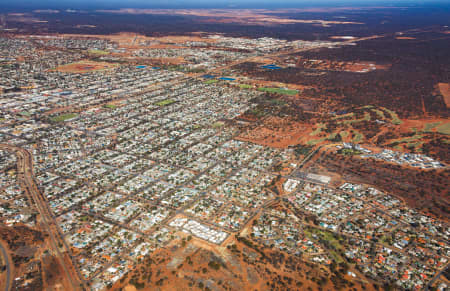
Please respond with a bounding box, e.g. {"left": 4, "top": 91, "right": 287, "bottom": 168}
{"left": 53, "top": 60, "right": 118, "bottom": 73}
{"left": 237, "top": 116, "right": 311, "bottom": 148}
{"left": 111, "top": 234, "right": 376, "bottom": 291}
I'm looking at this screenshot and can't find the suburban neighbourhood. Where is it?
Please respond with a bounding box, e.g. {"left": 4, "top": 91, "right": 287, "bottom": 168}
{"left": 0, "top": 31, "right": 448, "bottom": 291}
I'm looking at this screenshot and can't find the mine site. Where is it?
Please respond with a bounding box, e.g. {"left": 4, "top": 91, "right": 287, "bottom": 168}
{"left": 0, "top": 1, "right": 449, "bottom": 291}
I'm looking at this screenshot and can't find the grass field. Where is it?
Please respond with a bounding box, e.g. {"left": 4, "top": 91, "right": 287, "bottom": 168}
{"left": 104, "top": 104, "right": 117, "bottom": 109}
{"left": 341, "top": 112, "right": 370, "bottom": 125}
{"left": 327, "top": 133, "right": 337, "bottom": 140}
{"left": 239, "top": 84, "right": 253, "bottom": 89}
{"left": 423, "top": 122, "right": 441, "bottom": 132}
{"left": 305, "top": 228, "right": 345, "bottom": 264}
{"left": 257, "top": 87, "right": 298, "bottom": 95}
{"left": 212, "top": 122, "right": 224, "bottom": 128}
{"left": 406, "top": 141, "right": 424, "bottom": 151}
{"left": 50, "top": 113, "right": 78, "bottom": 122}
{"left": 371, "top": 108, "right": 386, "bottom": 119}
{"left": 310, "top": 123, "right": 326, "bottom": 136}
{"left": 155, "top": 99, "right": 176, "bottom": 106}
{"left": 306, "top": 137, "right": 327, "bottom": 145}
{"left": 420, "top": 121, "right": 450, "bottom": 135}
{"left": 339, "top": 131, "right": 349, "bottom": 139}
{"left": 383, "top": 108, "right": 402, "bottom": 125}
{"left": 88, "top": 49, "right": 110, "bottom": 55}
{"left": 204, "top": 79, "right": 218, "bottom": 84}
{"left": 19, "top": 111, "right": 31, "bottom": 117}
{"left": 351, "top": 131, "right": 364, "bottom": 143}
{"left": 339, "top": 148, "right": 362, "bottom": 155}
{"left": 436, "top": 122, "right": 450, "bottom": 135}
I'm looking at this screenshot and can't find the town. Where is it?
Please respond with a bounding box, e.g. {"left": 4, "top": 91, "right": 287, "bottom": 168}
{"left": 0, "top": 32, "right": 448, "bottom": 291}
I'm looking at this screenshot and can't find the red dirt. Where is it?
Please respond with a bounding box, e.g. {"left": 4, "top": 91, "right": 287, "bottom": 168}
{"left": 111, "top": 234, "right": 376, "bottom": 291}
{"left": 53, "top": 60, "right": 118, "bottom": 73}
{"left": 236, "top": 117, "right": 311, "bottom": 148}
{"left": 396, "top": 36, "right": 416, "bottom": 40}
{"left": 438, "top": 83, "right": 450, "bottom": 108}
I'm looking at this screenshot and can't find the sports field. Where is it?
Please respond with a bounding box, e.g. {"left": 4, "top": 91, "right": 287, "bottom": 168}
{"left": 155, "top": 99, "right": 176, "bottom": 106}
{"left": 257, "top": 87, "right": 298, "bottom": 95}
{"left": 50, "top": 113, "right": 78, "bottom": 122}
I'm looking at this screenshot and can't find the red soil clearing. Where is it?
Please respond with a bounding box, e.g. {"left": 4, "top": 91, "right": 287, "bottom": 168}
{"left": 54, "top": 60, "right": 118, "bottom": 73}
{"left": 438, "top": 83, "right": 450, "bottom": 108}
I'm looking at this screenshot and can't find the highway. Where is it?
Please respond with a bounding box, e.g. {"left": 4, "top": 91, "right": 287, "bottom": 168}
{"left": 426, "top": 262, "right": 449, "bottom": 290}
{"left": 0, "top": 242, "right": 11, "bottom": 291}
{"left": 0, "top": 144, "right": 82, "bottom": 291}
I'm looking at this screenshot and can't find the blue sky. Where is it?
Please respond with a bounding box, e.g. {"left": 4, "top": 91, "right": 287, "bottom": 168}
{"left": 1, "top": 0, "right": 448, "bottom": 10}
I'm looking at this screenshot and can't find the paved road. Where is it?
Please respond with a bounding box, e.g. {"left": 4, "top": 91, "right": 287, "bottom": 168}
{"left": 0, "top": 144, "right": 82, "bottom": 291}
{"left": 0, "top": 242, "right": 11, "bottom": 291}
{"left": 425, "top": 262, "right": 449, "bottom": 290}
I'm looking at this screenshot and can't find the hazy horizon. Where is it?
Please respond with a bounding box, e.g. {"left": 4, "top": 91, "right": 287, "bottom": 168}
{"left": 1, "top": 0, "right": 450, "bottom": 11}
